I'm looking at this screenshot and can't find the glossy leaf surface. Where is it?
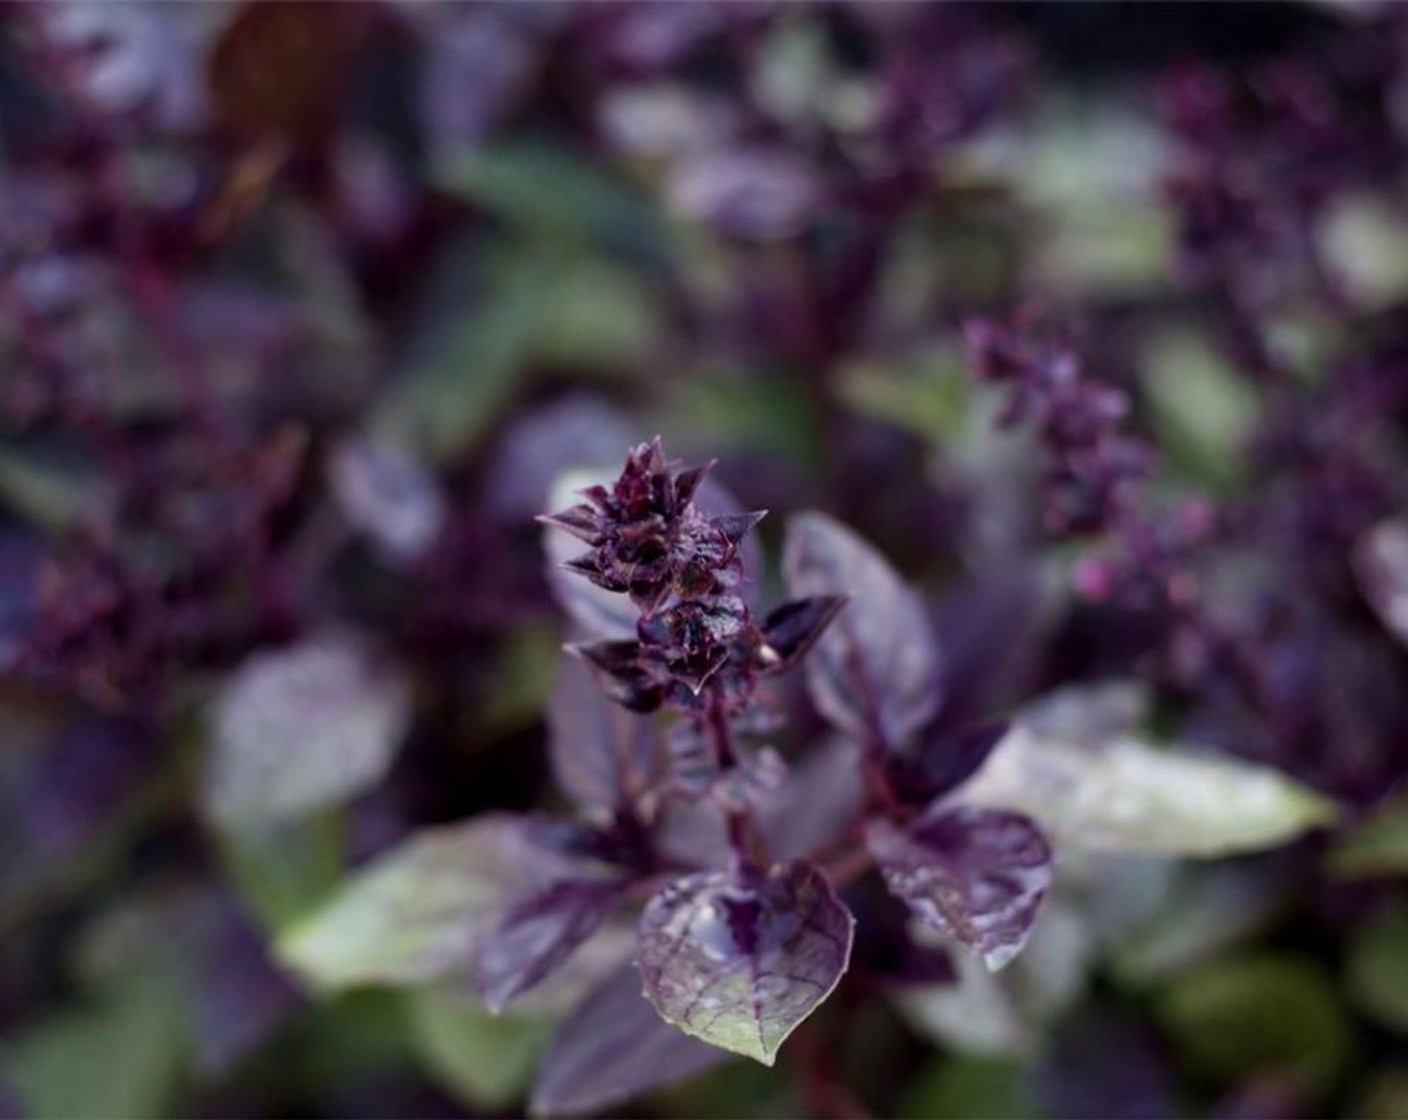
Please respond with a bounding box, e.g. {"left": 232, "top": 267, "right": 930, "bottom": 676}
{"left": 637, "top": 861, "right": 853, "bottom": 1065}
{"left": 867, "top": 807, "right": 1052, "bottom": 971}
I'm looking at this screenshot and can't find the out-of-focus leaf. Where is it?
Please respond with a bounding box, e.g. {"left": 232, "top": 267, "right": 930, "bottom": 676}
{"left": 548, "top": 654, "right": 663, "bottom": 813}
{"left": 835, "top": 351, "right": 969, "bottom": 446}
{"left": 1352, "top": 1066, "right": 1408, "bottom": 1120}
{"left": 0, "top": 436, "right": 112, "bottom": 532}
{"left": 1356, "top": 516, "right": 1408, "bottom": 651}
{"left": 219, "top": 812, "right": 346, "bottom": 933}
{"left": 1319, "top": 194, "right": 1408, "bottom": 309}
{"left": 897, "top": 1056, "right": 1040, "bottom": 1120}
{"left": 374, "top": 249, "right": 540, "bottom": 462}
{"left": 1155, "top": 953, "right": 1352, "bottom": 1093}
{"left": 1110, "top": 863, "right": 1290, "bottom": 986}
{"left": 481, "top": 622, "right": 561, "bottom": 734}
{"left": 1346, "top": 903, "right": 1408, "bottom": 1038}
{"left": 523, "top": 255, "right": 663, "bottom": 371}
{"left": 327, "top": 437, "right": 446, "bottom": 566}
{"left": 434, "top": 139, "right": 668, "bottom": 257}
{"left": 202, "top": 637, "right": 411, "bottom": 828}
{"left": 1142, "top": 331, "right": 1258, "bottom": 488}
{"left": 277, "top": 815, "right": 582, "bottom": 990}
{"left": 637, "top": 861, "right": 854, "bottom": 1065}
{"left": 959, "top": 718, "right": 1336, "bottom": 856}
{"left": 668, "top": 147, "right": 823, "bottom": 241}
{"left": 893, "top": 951, "right": 1029, "bottom": 1057}
{"left": 6, "top": 976, "right": 187, "bottom": 1120}
{"left": 482, "top": 396, "right": 636, "bottom": 519}
{"left": 473, "top": 878, "right": 624, "bottom": 1014}
{"left": 783, "top": 512, "right": 943, "bottom": 749}
{"left": 406, "top": 987, "right": 552, "bottom": 1110}
{"left": 1034, "top": 1008, "right": 1177, "bottom": 1120}
{"left": 893, "top": 893, "right": 1094, "bottom": 1058}
{"left": 867, "top": 807, "right": 1051, "bottom": 971}
{"left": 662, "top": 373, "right": 820, "bottom": 471}
{"left": 1327, "top": 792, "right": 1408, "bottom": 879}
{"left": 530, "top": 961, "right": 727, "bottom": 1117}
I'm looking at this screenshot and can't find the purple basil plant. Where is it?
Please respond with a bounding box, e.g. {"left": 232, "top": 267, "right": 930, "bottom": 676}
{"left": 535, "top": 436, "right": 1049, "bottom": 1063}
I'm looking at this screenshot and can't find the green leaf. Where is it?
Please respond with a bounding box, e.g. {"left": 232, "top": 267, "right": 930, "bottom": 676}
{"left": 374, "top": 255, "right": 541, "bottom": 462}
{"left": 835, "top": 350, "right": 968, "bottom": 445}
{"left": 1156, "top": 952, "right": 1352, "bottom": 1094}
{"left": 6, "top": 976, "right": 188, "bottom": 1120}
{"left": 405, "top": 987, "right": 552, "bottom": 1109}
{"left": 1351, "top": 1066, "right": 1408, "bottom": 1120}
{"left": 433, "top": 139, "right": 667, "bottom": 256}
{"left": 276, "top": 816, "right": 577, "bottom": 991}
{"left": 1347, "top": 904, "right": 1408, "bottom": 1038}
{"left": 1327, "top": 794, "right": 1408, "bottom": 879}
{"left": 959, "top": 716, "right": 1337, "bottom": 857}
{"left": 1142, "top": 331, "right": 1259, "bottom": 488}
{"left": 897, "top": 1056, "right": 1041, "bottom": 1120}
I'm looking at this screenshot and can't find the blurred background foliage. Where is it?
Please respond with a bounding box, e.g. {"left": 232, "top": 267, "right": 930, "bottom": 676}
{"left": 3, "top": 2, "right": 1408, "bottom": 1118}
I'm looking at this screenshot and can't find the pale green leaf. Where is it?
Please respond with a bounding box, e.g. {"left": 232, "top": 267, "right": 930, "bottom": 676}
{"left": 277, "top": 816, "right": 561, "bottom": 991}
{"left": 960, "top": 719, "right": 1337, "bottom": 857}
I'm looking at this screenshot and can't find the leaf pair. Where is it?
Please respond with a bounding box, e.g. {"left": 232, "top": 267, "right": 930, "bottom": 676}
{"left": 782, "top": 512, "right": 1051, "bottom": 972}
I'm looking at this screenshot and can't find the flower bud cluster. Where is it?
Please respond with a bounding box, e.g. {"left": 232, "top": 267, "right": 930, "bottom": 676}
{"left": 544, "top": 438, "right": 841, "bottom": 718}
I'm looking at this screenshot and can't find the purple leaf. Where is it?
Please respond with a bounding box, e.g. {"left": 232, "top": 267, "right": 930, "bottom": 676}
{"left": 548, "top": 655, "right": 664, "bottom": 812}
{"left": 883, "top": 721, "right": 1011, "bottom": 808}
{"left": 782, "top": 512, "right": 943, "bottom": 750}
{"left": 327, "top": 436, "right": 447, "bottom": 566}
{"left": 866, "top": 806, "right": 1052, "bottom": 971}
{"left": 668, "top": 147, "right": 824, "bottom": 241}
{"left": 530, "top": 961, "right": 726, "bottom": 1117}
{"left": 637, "top": 861, "right": 854, "bottom": 1065}
{"left": 757, "top": 596, "right": 848, "bottom": 675}
{"left": 1355, "top": 515, "right": 1408, "bottom": 649}
{"left": 202, "top": 637, "right": 412, "bottom": 827}
{"left": 473, "top": 879, "right": 624, "bottom": 1014}
{"left": 567, "top": 640, "right": 663, "bottom": 713}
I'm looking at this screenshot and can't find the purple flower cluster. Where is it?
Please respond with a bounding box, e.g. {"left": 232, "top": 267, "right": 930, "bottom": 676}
{"left": 544, "top": 437, "right": 840, "bottom": 715}
{"left": 966, "top": 314, "right": 1153, "bottom": 537}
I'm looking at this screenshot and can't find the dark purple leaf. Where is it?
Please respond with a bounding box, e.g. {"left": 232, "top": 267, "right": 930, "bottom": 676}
{"left": 22, "top": 716, "right": 155, "bottom": 860}
{"left": 637, "top": 861, "right": 854, "bottom": 1065}
{"left": 757, "top": 596, "right": 848, "bottom": 675}
{"left": 567, "top": 640, "right": 663, "bottom": 713}
{"left": 530, "top": 961, "right": 726, "bottom": 1117}
{"left": 194, "top": 897, "right": 301, "bottom": 1077}
{"left": 866, "top": 806, "right": 1051, "bottom": 971}
{"left": 473, "top": 878, "right": 624, "bottom": 1014}
{"left": 883, "top": 721, "right": 1011, "bottom": 808}
{"left": 782, "top": 512, "right": 943, "bottom": 749}
{"left": 548, "top": 655, "right": 664, "bottom": 812}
